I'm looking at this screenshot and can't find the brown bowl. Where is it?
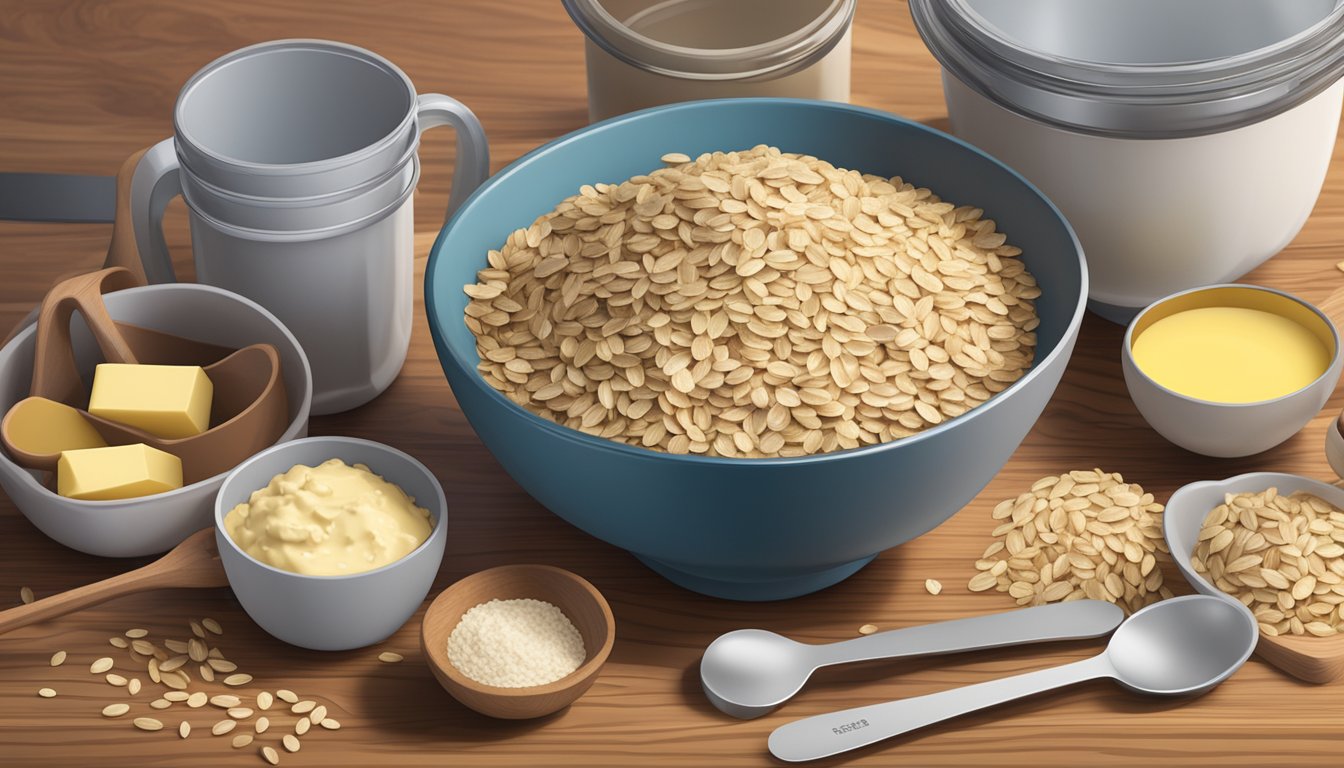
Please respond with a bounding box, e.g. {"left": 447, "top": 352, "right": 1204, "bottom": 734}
{"left": 420, "top": 564, "right": 615, "bottom": 719}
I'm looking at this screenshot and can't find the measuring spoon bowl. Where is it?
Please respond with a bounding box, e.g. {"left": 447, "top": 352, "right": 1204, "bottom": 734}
{"left": 701, "top": 600, "right": 1124, "bottom": 719}
{"left": 768, "top": 595, "right": 1257, "bottom": 762}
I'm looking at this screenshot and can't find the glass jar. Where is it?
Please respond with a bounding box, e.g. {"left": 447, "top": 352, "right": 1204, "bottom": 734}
{"left": 563, "top": 0, "right": 855, "bottom": 121}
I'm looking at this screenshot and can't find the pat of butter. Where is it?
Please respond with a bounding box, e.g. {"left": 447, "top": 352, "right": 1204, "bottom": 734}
{"left": 89, "top": 364, "right": 213, "bottom": 439}
{"left": 57, "top": 443, "right": 184, "bottom": 500}
{"left": 223, "top": 458, "right": 433, "bottom": 576}
{"left": 4, "top": 397, "right": 107, "bottom": 455}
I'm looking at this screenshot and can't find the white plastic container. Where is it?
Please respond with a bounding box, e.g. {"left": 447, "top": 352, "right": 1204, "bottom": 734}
{"left": 911, "top": 0, "right": 1344, "bottom": 322}
{"left": 563, "top": 0, "right": 854, "bottom": 122}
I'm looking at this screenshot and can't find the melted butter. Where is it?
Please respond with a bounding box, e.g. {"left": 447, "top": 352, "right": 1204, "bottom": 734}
{"left": 1132, "top": 306, "right": 1330, "bottom": 403}
{"left": 224, "top": 458, "right": 433, "bottom": 576}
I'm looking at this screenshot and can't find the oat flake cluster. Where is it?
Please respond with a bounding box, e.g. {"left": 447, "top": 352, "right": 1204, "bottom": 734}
{"left": 1194, "top": 488, "right": 1344, "bottom": 637}
{"left": 970, "top": 470, "right": 1174, "bottom": 614}
{"left": 464, "top": 146, "right": 1040, "bottom": 457}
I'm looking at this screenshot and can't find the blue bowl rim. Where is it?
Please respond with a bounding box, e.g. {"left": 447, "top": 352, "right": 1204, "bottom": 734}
{"left": 425, "top": 97, "right": 1089, "bottom": 467}
{"left": 214, "top": 435, "right": 448, "bottom": 582}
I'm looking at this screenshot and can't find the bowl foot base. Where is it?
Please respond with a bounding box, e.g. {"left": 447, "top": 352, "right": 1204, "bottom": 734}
{"left": 634, "top": 554, "right": 877, "bottom": 601}
{"left": 1087, "top": 298, "right": 1143, "bottom": 325}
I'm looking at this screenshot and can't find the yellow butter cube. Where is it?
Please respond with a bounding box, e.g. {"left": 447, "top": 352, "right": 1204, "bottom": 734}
{"left": 88, "top": 364, "right": 213, "bottom": 439}
{"left": 3, "top": 397, "right": 106, "bottom": 455}
{"left": 57, "top": 443, "right": 183, "bottom": 500}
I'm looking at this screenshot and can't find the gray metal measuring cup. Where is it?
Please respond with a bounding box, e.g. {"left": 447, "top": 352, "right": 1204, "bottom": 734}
{"left": 129, "top": 40, "right": 489, "bottom": 414}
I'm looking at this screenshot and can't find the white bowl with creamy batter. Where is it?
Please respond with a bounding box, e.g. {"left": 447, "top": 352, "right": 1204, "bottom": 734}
{"left": 214, "top": 436, "right": 447, "bottom": 651}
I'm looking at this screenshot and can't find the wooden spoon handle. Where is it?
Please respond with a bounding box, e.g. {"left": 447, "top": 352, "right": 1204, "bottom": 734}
{"left": 104, "top": 148, "right": 150, "bottom": 284}
{"left": 2, "top": 148, "right": 150, "bottom": 351}
{"left": 30, "top": 267, "right": 141, "bottom": 403}
{"left": 0, "top": 557, "right": 182, "bottom": 634}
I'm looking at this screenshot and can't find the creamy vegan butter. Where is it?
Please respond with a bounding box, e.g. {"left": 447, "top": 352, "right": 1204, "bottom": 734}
{"left": 224, "top": 459, "right": 433, "bottom": 576}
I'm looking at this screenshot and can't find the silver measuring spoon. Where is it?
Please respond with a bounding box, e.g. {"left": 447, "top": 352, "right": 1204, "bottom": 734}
{"left": 769, "top": 595, "right": 1257, "bottom": 762}
{"left": 701, "top": 600, "right": 1124, "bottom": 719}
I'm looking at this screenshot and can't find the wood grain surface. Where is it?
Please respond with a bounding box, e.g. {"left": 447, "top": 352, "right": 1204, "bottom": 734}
{"left": 3, "top": 1, "right": 1344, "bottom": 766}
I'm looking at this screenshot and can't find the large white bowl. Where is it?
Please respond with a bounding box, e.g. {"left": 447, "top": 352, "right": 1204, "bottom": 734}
{"left": 0, "top": 283, "right": 312, "bottom": 557}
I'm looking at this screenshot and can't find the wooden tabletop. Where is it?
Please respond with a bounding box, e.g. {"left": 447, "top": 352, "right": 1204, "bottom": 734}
{"left": 3, "top": 2, "right": 1343, "bottom": 766}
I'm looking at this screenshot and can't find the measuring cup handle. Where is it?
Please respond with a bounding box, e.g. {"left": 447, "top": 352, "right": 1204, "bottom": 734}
{"left": 768, "top": 656, "right": 1112, "bottom": 763}
{"left": 415, "top": 94, "right": 490, "bottom": 224}
{"left": 125, "top": 138, "right": 182, "bottom": 285}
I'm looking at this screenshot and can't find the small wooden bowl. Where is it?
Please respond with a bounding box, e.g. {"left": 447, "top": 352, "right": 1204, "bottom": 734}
{"left": 420, "top": 564, "right": 615, "bottom": 718}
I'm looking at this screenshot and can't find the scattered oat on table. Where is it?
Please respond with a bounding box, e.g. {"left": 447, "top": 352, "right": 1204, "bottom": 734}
{"left": 179, "top": 721, "right": 191, "bottom": 739}
{"left": 90, "top": 657, "right": 114, "bottom": 674}
{"left": 211, "top": 719, "right": 236, "bottom": 736}
{"left": 49, "top": 650, "right": 66, "bottom": 667}
{"left": 857, "top": 623, "right": 878, "bottom": 635}
{"left": 377, "top": 651, "right": 403, "bottom": 663}
{"left": 283, "top": 734, "right": 301, "bottom": 753}
{"left": 232, "top": 733, "right": 253, "bottom": 749}
{"left": 924, "top": 578, "right": 943, "bottom": 595}
{"left": 202, "top": 617, "right": 223, "bottom": 635}
{"left": 125, "top": 628, "right": 148, "bottom": 639}
{"left": 261, "top": 745, "right": 281, "bottom": 765}
{"left": 1193, "top": 488, "right": 1344, "bottom": 637}
{"left": 133, "top": 717, "right": 163, "bottom": 731}
{"left": 37, "top": 687, "right": 56, "bottom": 698}
{"left": 969, "top": 469, "right": 1173, "bottom": 612}
{"left": 19, "top": 586, "right": 34, "bottom": 605}
{"left": 465, "top": 145, "right": 1041, "bottom": 458}
{"left": 102, "top": 703, "right": 130, "bottom": 717}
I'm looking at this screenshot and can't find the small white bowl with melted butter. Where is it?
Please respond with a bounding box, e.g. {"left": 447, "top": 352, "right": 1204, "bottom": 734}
{"left": 215, "top": 436, "right": 447, "bottom": 650}
{"left": 1122, "top": 284, "right": 1342, "bottom": 458}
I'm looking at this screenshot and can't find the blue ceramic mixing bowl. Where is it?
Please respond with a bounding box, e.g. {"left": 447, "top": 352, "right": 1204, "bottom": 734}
{"left": 426, "top": 99, "right": 1086, "bottom": 601}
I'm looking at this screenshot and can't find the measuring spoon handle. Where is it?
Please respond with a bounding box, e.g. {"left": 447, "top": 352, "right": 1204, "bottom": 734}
{"left": 813, "top": 600, "right": 1124, "bottom": 667}
{"left": 768, "top": 655, "right": 1112, "bottom": 762}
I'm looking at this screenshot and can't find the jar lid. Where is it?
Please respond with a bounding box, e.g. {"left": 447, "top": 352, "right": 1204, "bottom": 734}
{"left": 563, "top": 0, "right": 854, "bottom": 82}
{"left": 911, "top": 0, "right": 1344, "bottom": 138}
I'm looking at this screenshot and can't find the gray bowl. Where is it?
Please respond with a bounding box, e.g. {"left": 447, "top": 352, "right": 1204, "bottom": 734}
{"left": 0, "top": 283, "right": 312, "bottom": 557}
{"left": 214, "top": 436, "right": 447, "bottom": 651}
{"left": 1165, "top": 471, "right": 1344, "bottom": 598}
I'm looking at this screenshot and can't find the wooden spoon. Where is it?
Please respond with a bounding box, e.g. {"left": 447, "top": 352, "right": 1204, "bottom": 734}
{"left": 0, "top": 529, "right": 226, "bottom": 634}
{"left": 5, "top": 344, "right": 286, "bottom": 483}
{"left": 4, "top": 263, "right": 291, "bottom": 484}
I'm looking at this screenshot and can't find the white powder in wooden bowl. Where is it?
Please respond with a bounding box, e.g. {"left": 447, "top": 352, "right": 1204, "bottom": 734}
{"left": 447, "top": 598, "right": 586, "bottom": 688}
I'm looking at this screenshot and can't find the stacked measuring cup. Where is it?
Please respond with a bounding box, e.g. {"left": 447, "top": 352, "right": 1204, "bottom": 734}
{"left": 124, "top": 40, "right": 490, "bottom": 414}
